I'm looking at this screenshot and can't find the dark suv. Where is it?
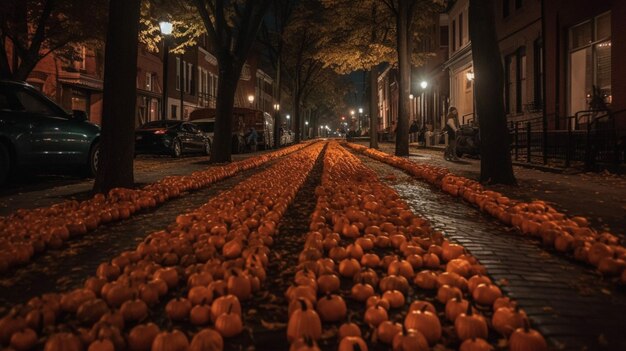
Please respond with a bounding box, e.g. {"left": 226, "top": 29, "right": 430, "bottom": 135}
{"left": 0, "top": 81, "right": 101, "bottom": 184}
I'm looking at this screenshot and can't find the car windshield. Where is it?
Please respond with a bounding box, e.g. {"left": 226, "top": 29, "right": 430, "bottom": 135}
{"left": 194, "top": 122, "right": 214, "bottom": 133}
{"left": 138, "top": 121, "right": 180, "bottom": 129}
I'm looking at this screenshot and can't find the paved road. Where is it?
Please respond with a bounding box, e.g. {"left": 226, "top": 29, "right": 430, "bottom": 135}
{"left": 358, "top": 152, "right": 626, "bottom": 351}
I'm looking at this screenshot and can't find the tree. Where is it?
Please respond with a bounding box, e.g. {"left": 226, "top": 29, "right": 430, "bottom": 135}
{"left": 192, "top": 0, "right": 271, "bottom": 163}
{"left": 282, "top": 0, "right": 326, "bottom": 143}
{"left": 93, "top": 0, "right": 142, "bottom": 193}
{"left": 316, "top": 0, "right": 443, "bottom": 154}
{"left": 259, "top": 0, "right": 295, "bottom": 148}
{"left": 469, "top": 0, "right": 516, "bottom": 184}
{"left": 0, "top": 0, "right": 107, "bottom": 80}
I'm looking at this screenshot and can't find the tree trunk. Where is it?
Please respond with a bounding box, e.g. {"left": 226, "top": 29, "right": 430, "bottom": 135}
{"left": 469, "top": 0, "right": 516, "bottom": 184}
{"left": 93, "top": 0, "right": 141, "bottom": 193}
{"left": 273, "top": 57, "right": 282, "bottom": 148}
{"left": 368, "top": 67, "right": 378, "bottom": 149}
{"left": 395, "top": 0, "right": 410, "bottom": 156}
{"left": 211, "top": 57, "right": 240, "bottom": 163}
{"left": 293, "top": 93, "right": 301, "bottom": 143}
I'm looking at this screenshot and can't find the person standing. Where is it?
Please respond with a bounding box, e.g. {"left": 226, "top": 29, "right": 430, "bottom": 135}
{"left": 246, "top": 128, "right": 258, "bottom": 152}
{"left": 445, "top": 107, "right": 460, "bottom": 160}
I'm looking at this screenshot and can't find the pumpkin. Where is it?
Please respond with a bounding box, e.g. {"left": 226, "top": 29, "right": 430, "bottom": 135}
{"left": 189, "top": 329, "right": 223, "bottom": 351}
{"left": 388, "top": 260, "right": 414, "bottom": 279}
{"left": 151, "top": 330, "right": 189, "bottom": 351}
{"left": 227, "top": 270, "right": 252, "bottom": 300}
{"left": 190, "top": 304, "right": 212, "bottom": 326}
{"left": 316, "top": 294, "right": 347, "bottom": 322}
{"left": 119, "top": 298, "right": 147, "bottom": 323}
{"left": 350, "top": 283, "right": 375, "bottom": 302}
{"left": 413, "top": 270, "right": 438, "bottom": 290}
{"left": 338, "top": 336, "right": 368, "bottom": 351}
{"left": 437, "top": 284, "right": 462, "bottom": 304}
{"left": 165, "top": 298, "right": 192, "bottom": 322}
{"left": 214, "top": 306, "right": 243, "bottom": 338}
{"left": 338, "top": 322, "right": 361, "bottom": 339}
{"left": 445, "top": 296, "right": 469, "bottom": 322}
{"left": 77, "top": 298, "right": 111, "bottom": 325}
{"left": 360, "top": 253, "right": 381, "bottom": 268}
{"left": 43, "top": 332, "right": 83, "bottom": 351}
{"left": 317, "top": 274, "right": 340, "bottom": 294}
{"left": 509, "top": 319, "right": 548, "bottom": 351}
{"left": 339, "top": 258, "right": 361, "bottom": 278}
{"left": 379, "top": 275, "right": 409, "bottom": 294}
{"left": 467, "top": 275, "right": 492, "bottom": 294}
{"left": 492, "top": 307, "right": 526, "bottom": 337}
{"left": 87, "top": 339, "right": 115, "bottom": 351}
{"left": 353, "top": 268, "right": 379, "bottom": 287}
{"left": 408, "top": 300, "right": 436, "bottom": 314}
{"left": 10, "top": 328, "right": 38, "bottom": 351}
{"left": 392, "top": 328, "right": 429, "bottom": 351}
{"left": 289, "top": 336, "right": 321, "bottom": 351}
{"left": 153, "top": 267, "right": 179, "bottom": 289}
{"left": 460, "top": 338, "right": 494, "bottom": 351}
{"left": 287, "top": 299, "right": 322, "bottom": 342}
{"left": 446, "top": 258, "right": 472, "bottom": 277}
{"left": 364, "top": 304, "right": 388, "bottom": 327}
{"left": 455, "top": 304, "right": 488, "bottom": 341}
{"left": 382, "top": 290, "right": 405, "bottom": 309}
{"left": 127, "top": 323, "right": 160, "bottom": 351}
{"left": 210, "top": 295, "right": 241, "bottom": 322}
{"left": 376, "top": 321, "right": 402, "bottom": 344}
{"left": 188, "top": 286, "right": 213, "bottom": 306}
{"left": 366, "top": 295, "right": 390, "bottom": 310}
{"left": 404, "top": 306, "right": 441, "bottom": 345}
{"left": 472, "top": 283, "right": 502, "bottom": 306}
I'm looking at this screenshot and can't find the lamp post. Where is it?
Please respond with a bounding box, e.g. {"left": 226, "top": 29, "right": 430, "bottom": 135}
{"left": 420, "top": 81, "right": 428, "bottom": 128}
{"left": 466, "top": 70, "right": 475, "bottom": 122}
{"left": 358, "top": 107, "right": 363, "bottom": 131}
{"left": 285, "top": 114, "right": 290, "bottom": 130}
{"left": 305, "top": 120, "right": 309, "bottom": 139}
{"left": 159, "top": 21, "right": 173, "bottom": 120}
{"left": 248, "top": 94, "right": 255, "bottom": 108}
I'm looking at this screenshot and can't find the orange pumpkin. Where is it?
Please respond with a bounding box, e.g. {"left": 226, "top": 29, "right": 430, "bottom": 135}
{"left": 214, "top": 306, "right": 243, "bottom": 338}
{"left": 151, "top": 330, "right": 189, "bottom": 351}
{"left": 338, "top": 322, "right": 361, "bottom": 339}
{"left": 338, "top": 336, "right": 368, "bottom": 351}
{"left": 127, "top": 323, "right": 160, "bottom": 351}
{"left": 404, "top": 306, "right": 441, "bottom": 345}
{"left": 492, "top": 307, "right": 526, "bottom": 337}
{"left": 316, "top": 294, "right": 347, "bottom": 322}
{"left": 287, "top": 299, "right": 322, "bottom": 342}
{"left": 392, "top": 328, "right": 429, "bottom": 351}
{"left": 460, "top": 337, "right": 494, "bottom": 351}
{"left": 472, "top": 283, "right": 502, "bottom": 306}
{"left": 364, "top": 304, "right": 388, "bottom": 327}
{"left": 509, "top": 320, "right": 548, "bottom": 351}
{"left": 455, "top": 304, "right": 488, "bottom": 341}
{"left": 376, "top": 321, "right": 402, "bottom": 344}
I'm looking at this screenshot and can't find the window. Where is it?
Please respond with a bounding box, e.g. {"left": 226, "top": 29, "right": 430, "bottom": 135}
{"left": 79, "top": 46, "right": 87, "bottom": 70}
{"left": 505, "top": 54, "right": 515, "bottom": 114}
{"left": 146, "top": 72, "right": 152, "bottom": 91}
{"left": 516, "top": 47, "right": 526, "bottom": 113}
{"left": 176, "top": 58, "right": 181, "bottom": 91}
{"left": 186, "top": 62, "right": 193, "bottom": 94}
{"left": 534, "top": 38, "right": 544, "bottom": 108}
{"left": 440, "top": 25, "right": 449, "bottom": 47}
{"left": 503, "top": 0, "right": 510, "bottom": 18}
{"left": 452, "top": 20, "right": 456, "bottom": 51}
{"left": 459, "top": 13, "right": 463, "bottom": 47}
{"left": 569, "top": 12, "right": 612, "bottom": 115}
{"left": 515, "top": 0, "right": 523, "bottom": 10}
{"left": 171, "top": 104, "right": 177, "bottom": 119}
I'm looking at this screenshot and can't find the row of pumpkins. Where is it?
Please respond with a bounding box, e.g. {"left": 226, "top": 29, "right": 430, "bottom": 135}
{"left": 0, "top": 141, "right": 313, "bottom": 274}
{"left": 0, "top": 142, "right": 325, "bottom": 350}
{"left": 346, "top": 143, "right": 626, "bottom": 284}
{"left": 285, "top": 142, "right": 547, "bottom": 351}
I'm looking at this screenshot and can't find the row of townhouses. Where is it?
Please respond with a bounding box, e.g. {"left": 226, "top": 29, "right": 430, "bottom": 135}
{"left": 377, "top": 0, "right": 625, "bottom": 144}
{"left": 14, "top": 35, "right": 276, "bottom": 128}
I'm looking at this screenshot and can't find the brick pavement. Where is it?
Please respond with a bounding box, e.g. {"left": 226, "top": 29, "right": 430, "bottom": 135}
{"left": 359, "top": 154, "right": 626, "bottom": 351}
{"left": 357, "top": 141, "right": 626, "bottom": 236}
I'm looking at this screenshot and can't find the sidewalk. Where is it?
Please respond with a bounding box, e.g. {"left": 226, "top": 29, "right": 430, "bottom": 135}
{"left": 356, "top": 141, "right": 626, "bottom": 236}
{"left": 0, "top": 152, "right": 267, "bottom": 216}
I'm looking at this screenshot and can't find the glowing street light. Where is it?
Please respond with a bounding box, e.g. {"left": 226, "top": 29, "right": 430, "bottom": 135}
{"left": 358, "top": 107, "right": 363, "bottom": 114}
{"left": 420, "top": 81, "right": 428, "bottom": 89}
{"left": 159, "top": 21, "right": 173, "bottom": 120}
{"left": 466, "top": 70, "right": 475, "bottom": 82}
{"left": 247, "top": 94, "right": 255, "bottom": 106}
{"left": 409, "top": 94, "right": 414, "bottom": 100}
{"left": 273, "top": 103, "right": 280, "bottom": 111}
{"left": 286, "top": 114, "right": 290, "bottom": 120}
{"left": 159, "top": 21, "right": 173, "bottom": 35}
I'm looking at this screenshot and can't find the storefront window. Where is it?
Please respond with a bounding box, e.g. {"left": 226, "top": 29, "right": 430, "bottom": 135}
{"left": 569, "top": 12, "right": 611, "bottom": 116}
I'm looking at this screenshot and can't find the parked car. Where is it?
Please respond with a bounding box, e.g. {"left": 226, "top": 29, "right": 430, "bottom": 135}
{"left": 0, "top": 80, "right": 100, "bottom": 184}
{"left": 135, "top": 120, "right": 211, "bottom": 157}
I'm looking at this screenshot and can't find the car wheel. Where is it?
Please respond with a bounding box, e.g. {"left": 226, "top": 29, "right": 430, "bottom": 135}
{"left": 0, "top": 143, "right": 11, "bottom": 184}
{"left": 171, "top": 139, "right": 182, "bottom": 158}
{"left": 87, "top": 141, "right": 100, "bottom": 177}
{"left": 203, "top": 140, "right": 211, "bottom": 156}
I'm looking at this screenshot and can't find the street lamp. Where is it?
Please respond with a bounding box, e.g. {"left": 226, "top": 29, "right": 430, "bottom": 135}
{"left": 247, "top": 94, "right": 255, "bottom": 107}
{"left": 274, "top": 103, "right": 280, "bottom": 111}
{"left": 286, "top": 114, "right": 290, "bottom": 129}
{"left": 159, "top": 21, "right": 173, "bottom": 120}
{"left": 466, "top": 70, "right": 475, "bottom": 81}
{"left": 420, "top": 81, "right": 428, "bottom": 89}
{"left": 467, "top": 70, "right": 476, "bottom": 118}
{"left": 420, "top": 81, "right": 429, "bottom": 129}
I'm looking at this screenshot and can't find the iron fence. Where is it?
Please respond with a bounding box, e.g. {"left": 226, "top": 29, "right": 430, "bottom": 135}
{"left": 509, "top": 109, "right": 626, "bottom": 171}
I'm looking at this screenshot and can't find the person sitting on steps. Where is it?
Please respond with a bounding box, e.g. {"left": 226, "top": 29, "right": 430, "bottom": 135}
{"left": 444, "top": 106, "right": 460, "bottom": 161}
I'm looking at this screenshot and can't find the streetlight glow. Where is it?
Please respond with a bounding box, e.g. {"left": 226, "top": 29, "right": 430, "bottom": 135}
{"left": 350, "top": 110, "right": 355, "bottom": 116}
{"left": 358, "top": 108, "right": 363, "bottom": 114}
{"left": 420, "top": 81, "right": 428, "bottom": 89}
{"left": 409, "top": 94, "right": 414, "bottom": 100}
{"left": 286, "top": 114, "right": 290, "bottom": 119}
{"left": 305, "top": 121, "right": 309, "bottom": 126}
{"left": 247, "top": 95, "right": 254, "bottom": 104}
{"left": 274, "top": 103, "right": 280, "bottom": 111}
{"left": 159, "top": 21, "right": 173, "bottom": 35}
{"left": 466, "top": 70, "right": 475, "bottom": 81}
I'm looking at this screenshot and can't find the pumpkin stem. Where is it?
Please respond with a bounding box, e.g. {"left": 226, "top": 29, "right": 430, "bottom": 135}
{"left": 420, "top": 305, "right": 428, "bottom": 313}
{"left": 523, "top": 317, "right": 531, "bottom": 332}
{"left": 298, "top": 298, "right": 308, "bottom": 311}
{"left": 466, "top": 303, "right": 473, "bottom": 316}
{"left": 354, "top": 343, "right": 362, "bottom": 351}
{"left": 228, "top": 303, "right": 233, "bottom": 314}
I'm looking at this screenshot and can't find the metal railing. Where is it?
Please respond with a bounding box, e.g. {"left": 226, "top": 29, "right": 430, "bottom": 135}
{"left": 509, "top": 109, "right": 626, "bottom": 171}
